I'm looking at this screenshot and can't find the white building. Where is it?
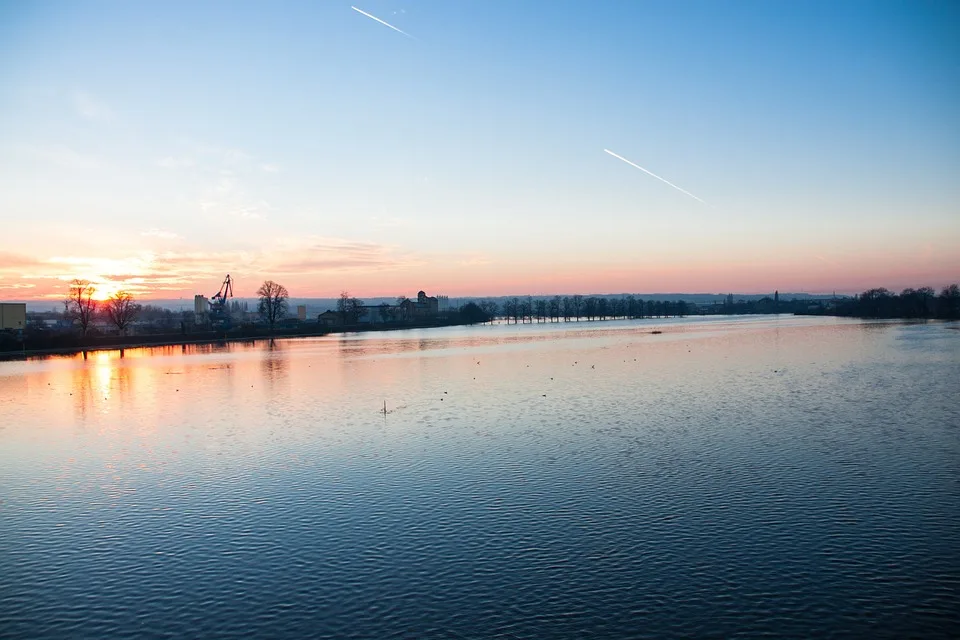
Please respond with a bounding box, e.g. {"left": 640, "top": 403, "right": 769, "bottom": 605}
{"left": 194, "top": 295, "right": 208, "bottom": 324}
{"left": 0, "top": 303, "right": 26, "bottom": 331}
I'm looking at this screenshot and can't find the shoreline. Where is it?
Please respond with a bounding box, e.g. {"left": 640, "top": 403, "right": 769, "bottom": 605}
{"left": 0, "top": 318, "right": 481, "bottom": 361}
{"left": 3, "top": 313, "right": 955, "bottom": 361}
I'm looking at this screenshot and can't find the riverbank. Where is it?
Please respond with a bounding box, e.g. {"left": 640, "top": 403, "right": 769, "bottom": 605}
{"left": 0, "top": 317, "right": 485, "bottom": 360}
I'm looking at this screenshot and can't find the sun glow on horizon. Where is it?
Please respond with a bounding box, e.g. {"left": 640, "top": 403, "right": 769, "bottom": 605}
{"left": 90, "top": 282, "right": 122, "bottom": 302}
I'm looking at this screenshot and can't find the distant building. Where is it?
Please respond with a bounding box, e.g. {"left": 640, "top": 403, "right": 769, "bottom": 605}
{"left": 297, "top": 305, "right": 307, "bottom": 321}
{"left": 356, "top": 306, "right": 377, "bottom": 324}
{"left": 437, "top": 295, "right": 451, "bottom": 312}
{"left": 400, "top": 290, "right": 440, "bottom": 319}
{"left": 318, "top": 311, "right": 340, "bottom": 326}
{"left": 194, "top": 295, "right": 208, "bottom": 325}
{"left": 0, "top": 303, "right": 26, "bottom": 331}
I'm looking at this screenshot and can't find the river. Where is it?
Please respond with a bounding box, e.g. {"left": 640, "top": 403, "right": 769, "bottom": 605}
{"left": 1, "top": 315, "right": 958, "bottom": 638}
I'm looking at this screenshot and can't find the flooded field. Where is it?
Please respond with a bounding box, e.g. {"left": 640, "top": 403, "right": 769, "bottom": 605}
{"left": 1, "top": 315, "right": 958, "bottom": 638}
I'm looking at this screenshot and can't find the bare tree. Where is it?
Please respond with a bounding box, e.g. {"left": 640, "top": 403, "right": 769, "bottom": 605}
{"left": 104, "top": 291, "right": 141, "bottom": 335}
{"left": 339, "top": 291, "right": 351, "bottom": 324}
{"left": 479, "top": 299, "right": 499, "bottom": 324}
{"left": 508, "top": 297, "right": 520, "bottom": 324}
{"left": 535, "top": 299, "right": 547, "bottom": 323}
{"left": 66, "top": 279, "right": 98, "bottom": 337}
{"left": 550, "top": 296, "right": 561, "bottom": 322}
{"left": 348, "top": 298, "right": 365, "bottom": 323}
{"left": 396, "top": 296, "right": 410, "bottom": 321}
{"left": 258, "top": 280, "right": 289, "bottom": 331}
{"left": 337, "top": 291, "right": 364, "bottom": 324}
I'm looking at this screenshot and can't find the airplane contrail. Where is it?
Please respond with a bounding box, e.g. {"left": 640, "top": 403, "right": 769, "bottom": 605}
{"left": 351, "top": 6, "right": 416, "bottom": 39}
{"left": 603, "top": 148, "right": 705, "bottom": 204}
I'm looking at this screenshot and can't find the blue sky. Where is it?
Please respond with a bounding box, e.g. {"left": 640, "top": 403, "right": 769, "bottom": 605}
{"left": 1, "top": 0, "right": 957, "bottom": 298}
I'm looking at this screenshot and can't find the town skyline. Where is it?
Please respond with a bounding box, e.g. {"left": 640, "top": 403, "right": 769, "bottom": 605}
{"left": 2, "top": 1, "right": 957, "bottom": 301}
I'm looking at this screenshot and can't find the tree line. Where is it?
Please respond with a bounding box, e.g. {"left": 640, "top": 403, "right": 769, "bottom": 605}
{"left": 470, "top": 295, "right": 690, "bottom": 323}
{"left": 44, "top": 279, "right": 960, "bottom": 340}
{"left": 830, "top": 285, "right": 960, "bottom": 319}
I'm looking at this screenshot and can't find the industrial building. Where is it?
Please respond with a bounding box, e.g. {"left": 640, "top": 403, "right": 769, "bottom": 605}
{"left": 194, "top": 295, "right": 208, "bottom": 324}
{"left": 0, "top": 303, "right": 26, "bottom": 331}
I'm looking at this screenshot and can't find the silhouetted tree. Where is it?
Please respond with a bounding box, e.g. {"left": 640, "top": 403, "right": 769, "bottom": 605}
{"left": 572, "top": 294, "right": 583, "bottom": 321}
{"left": 66, "top": 279, "right": 98, "bottom": 337}
{"left": 507, "top": 297, "right": 520, "bottom": 324}
{"left": 520, "top": 297, "right": 533, "bottom": 324}
{"left": 104, "top": 291, "right": 141, "bottom": 335}
{"left": 940, "top": 284, "right": 960, "bottom": 319}
{"left": 479, "top": 299, "right": 499, "bottom": 323}
{"left": 535, "top": 298, "right": 547, "bottom": 323}
{"left": 550, "top": 296, "right": 561, "bottom": 322}
{"left": 860, "top": 288, "right": 894, "bottom": 317}
{"left": 258, "top": 280, "right": 289, "bottom": 331}
{"left": 584, "top": 296, "right": 597, "bottom": 321}
{"left": 337, "top": 292, "right": 365, "bottom": 324}
{"left": 459, "top": 302, "right": 489, "bottom": 324}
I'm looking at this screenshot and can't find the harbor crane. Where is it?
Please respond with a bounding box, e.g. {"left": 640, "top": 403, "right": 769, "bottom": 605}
{"left": 208, "top": 274, "right": 234, "bottom": 328}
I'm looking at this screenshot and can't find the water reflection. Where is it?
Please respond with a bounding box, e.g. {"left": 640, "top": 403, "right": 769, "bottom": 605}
{"left": 1, "top": 317, "right": 957, "bottom": 638}
{"left": 260, "top": 339, "right": 288, "bottom": 385}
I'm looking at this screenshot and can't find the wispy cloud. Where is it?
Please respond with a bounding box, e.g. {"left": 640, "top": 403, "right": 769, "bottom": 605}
{"left": 72, "top": 90, "right": 113, "bottom": 122}
{"left": 260, "top": 163, "right": 280, "bottom": 173}
{"left": 351, "top": 5, "right": 416, "bottom": 39}
{"left": 2, "top": 236, "right": 425, "bottom": 299}
{"left": 270, "top": 237, "right": 424, "bottom": 274}
{"left": 604, "top": 148, "right": 705, "bottom": 204}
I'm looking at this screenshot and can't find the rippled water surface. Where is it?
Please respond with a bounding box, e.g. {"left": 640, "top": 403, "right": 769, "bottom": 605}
{"left": 2, "top": 316, "right": 959, "bottom": 638}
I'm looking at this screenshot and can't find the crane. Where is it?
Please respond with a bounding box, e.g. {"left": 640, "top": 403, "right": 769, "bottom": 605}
{"left": 208, "top": 274, "right": 234, "bottom": 328}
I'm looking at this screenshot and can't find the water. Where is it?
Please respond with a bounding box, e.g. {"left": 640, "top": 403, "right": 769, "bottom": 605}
{"left": 1, "top": 316, "right": 958, "bottom": 638}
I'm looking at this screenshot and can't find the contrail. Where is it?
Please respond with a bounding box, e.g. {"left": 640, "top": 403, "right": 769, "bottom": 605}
{"left": 603, "top": 148, "right": 705, "bottom": 204}
{"left": 351, "top": 6, "right": 416, "bottom": 39}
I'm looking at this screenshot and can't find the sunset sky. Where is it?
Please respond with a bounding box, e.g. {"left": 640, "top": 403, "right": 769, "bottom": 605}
{"left": 1, "top": 0, "right": 958, "bottom": 301}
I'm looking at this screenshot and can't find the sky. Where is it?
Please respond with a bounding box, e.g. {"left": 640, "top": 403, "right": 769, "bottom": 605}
{"left": 1, "top": 0, "right": 958, "bottom": 301}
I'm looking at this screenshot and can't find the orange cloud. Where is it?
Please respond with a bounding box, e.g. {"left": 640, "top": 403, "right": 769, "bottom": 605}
{"left": 0, "top": 237, "right": 427, "bottom": 300}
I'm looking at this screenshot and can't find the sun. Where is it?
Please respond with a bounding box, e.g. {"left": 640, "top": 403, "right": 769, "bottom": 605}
{"left": 91, "top": 281, "right": 122, "bottom": 302}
